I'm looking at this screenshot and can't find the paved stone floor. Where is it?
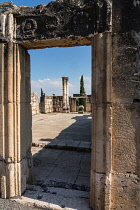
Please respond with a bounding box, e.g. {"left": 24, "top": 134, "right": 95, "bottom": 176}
{"left": 0, "top": 198, "right": 42, "bottom": 210}
{"left": 32, "top": 147, "right": 91, "bottom": 191}
{"left": 32, "top": 113, "right": 92, "bottom": 150}
{"left": 13, "top": 113, "right": 92, "bottom": 209}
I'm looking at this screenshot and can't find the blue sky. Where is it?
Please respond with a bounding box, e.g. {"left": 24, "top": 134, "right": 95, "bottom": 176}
{"left": 1, "top": 0, "right": 91, "bottom": 96}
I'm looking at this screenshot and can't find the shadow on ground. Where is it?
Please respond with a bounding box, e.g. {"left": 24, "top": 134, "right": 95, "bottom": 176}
{"left": 39, "top": 114, "right": 92, "bottom": 142}
{"left": 20, "top": 113, "right": 92, "bottom": 210}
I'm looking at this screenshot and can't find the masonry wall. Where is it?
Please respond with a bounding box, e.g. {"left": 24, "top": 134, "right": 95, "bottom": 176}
{"left": 53, "top": 96, "right": 63, "bottom": 112}
{"left": 86, "top": 96, "right": 91, "bottom": 112}
{"left": 69, "top": 97, "right": 76, "bottom": 112}
{"left": 31, "top": 93, "right": 39, "bottom": 115}
{"left": 40, "top": 95, "right": 91, "bottom": 114}
{"left": 110, "top": 1, "right": 140, "bottom": 209}
{"left": 40, "top": 95, "right": 63, "bottom": 113}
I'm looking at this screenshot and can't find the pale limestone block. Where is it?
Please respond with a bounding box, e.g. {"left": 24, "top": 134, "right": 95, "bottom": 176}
{"left": 7, "top": 14, "right": 14, "bottom": 40}
{"left": 0, "top": 104, "right": 4, "bottom": 158}
{"left": 0, "top": 14, "right": 6, "bottom": 38}
{"left": 92, "top": 33, "right": 112, "bottom": 104}
{"left": 112, "top": 103, "right": 140, "bottom": 174}
{"left": 21, "top": 159, "right": 27, "bottom": 194}
{"left": 0, "top": 44, "right": 4, "bottom": 103}
{"left": 0, "top": 70, "right": 3, "bottom": 104}
{"left": 92, "top": 104, "right": 112, "bottom": 173}
{"left": 6, "top": 163, "right": 16, "bottom": 197}
{"left": 1, "top": 176, "right": 6, "bottom": 198}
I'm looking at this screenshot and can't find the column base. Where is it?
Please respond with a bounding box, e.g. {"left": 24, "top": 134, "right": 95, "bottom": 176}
{"left": 90, "top": 172, "right": 111, "bottom": 210}
{"left": 0, "top": 156, "right": 32, "bottom": 198}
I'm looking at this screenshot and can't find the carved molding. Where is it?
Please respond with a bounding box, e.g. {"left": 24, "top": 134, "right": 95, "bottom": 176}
{"left": 21, "top": 19, "right": 37, "bottom": 39}
{"left": 0, "top": 1, "right": 111, "bottom": 43}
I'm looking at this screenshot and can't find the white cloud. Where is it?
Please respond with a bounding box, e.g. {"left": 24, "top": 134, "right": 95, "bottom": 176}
{"left": 31, "top": 76, "right": 91, "bottom": 97}
{"left": 31, "top": 78, "right": 62, "bottom": 96}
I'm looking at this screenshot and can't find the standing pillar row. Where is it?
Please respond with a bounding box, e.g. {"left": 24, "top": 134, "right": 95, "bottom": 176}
{"left": 0, "top": 42, "right": 32, "bottom": 198}
{"left": 62, "top": 77, "right": 70, "bottom": 113}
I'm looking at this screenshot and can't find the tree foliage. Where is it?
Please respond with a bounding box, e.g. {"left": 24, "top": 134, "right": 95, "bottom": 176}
{"left": 79, "top": 75, "right": 86, "bottom": 111}
{"left": 80, "top": 75, "right": 85, "bottom": 95}
{"left": 41, "top": 88, "right": 45, "bottom": 97}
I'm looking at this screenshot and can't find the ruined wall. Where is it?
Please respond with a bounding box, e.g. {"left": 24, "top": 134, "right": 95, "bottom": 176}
{"left": 45, "top": 96, "right": 53, "bottom": 113}
{"left": 69, "top": 97, "right": 76, "bottom": 112}
{"left": 31, "top": 93, "right": 39, "bottom": 115}
{"left": 40, "top": 95, "right": 63, "bottom": 113}
{"left": 53, "top": 96, "right": 63, "bottom": 112}
{"left": 70, "top": 95, "right": 91, "bottom": 112}
{"left": 40, "top": 96, "right": 53, "bottom": 113}
{"left": 86, "top": 96, "right": 91, "bottom": 112}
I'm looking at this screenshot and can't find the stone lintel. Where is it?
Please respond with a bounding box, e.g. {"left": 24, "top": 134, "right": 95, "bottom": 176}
{"left": 0, "top": 1, "right": 112, "bottom": 48}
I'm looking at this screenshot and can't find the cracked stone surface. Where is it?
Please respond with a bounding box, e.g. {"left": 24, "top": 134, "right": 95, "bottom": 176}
{"left": 32, "top": 147, "right": 91, "bottom": 192}
{"left": 12, "top": 146, "right": 91, "bottom": 209}
{"left": 14, "top": 185, "right": 91, "bottom": 210}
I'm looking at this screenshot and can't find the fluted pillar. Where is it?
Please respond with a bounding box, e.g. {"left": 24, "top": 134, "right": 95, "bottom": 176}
{"left": 62, "top": 77, "right": 69, "bottom": 113}
{"left": 0, "top": 43, "right": 32, "bottom": 198}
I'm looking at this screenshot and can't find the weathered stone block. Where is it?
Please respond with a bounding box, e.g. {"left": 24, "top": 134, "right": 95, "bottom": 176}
{"left": 112, "top": 103, "right": 140, "bottom": 175}
{"left": 92, "top": 32, "right": 112, "bottom": 104}
{"left": 92, "top": 103, "right": 112, "bottom": 174}
{"left": 112, "top": 34, "right": 139, "bottom": 104}
{"left": 20, "top": 103, "right": 32, "bottom": 159}
{"left": 110, "top": 172, "right": 140, "bottom": 210}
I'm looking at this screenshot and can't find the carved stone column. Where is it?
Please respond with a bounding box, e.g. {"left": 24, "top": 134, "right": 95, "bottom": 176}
{"left": 0, "top": 43, "right": 32, "bottom": 198}
{"left": 62, "top": 77, "right": 69, "bottom": 113}
{"left": 90, "top": 32, "right": 112, "bottom": 210}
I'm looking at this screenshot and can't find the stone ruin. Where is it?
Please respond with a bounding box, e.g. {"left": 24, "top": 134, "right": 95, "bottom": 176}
{"left": 0, "top": 0, "right": 140, "bottom": 209}
{"left": 35, "top": 76, "right": 92, "bottom": 114}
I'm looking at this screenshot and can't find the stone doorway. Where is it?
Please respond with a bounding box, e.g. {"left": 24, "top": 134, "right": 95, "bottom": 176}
{"left": 1, "top": 1, "right": 140, "bottom": 209}
{"left": 29, "top": 45, "right": 92, "bottom": 209}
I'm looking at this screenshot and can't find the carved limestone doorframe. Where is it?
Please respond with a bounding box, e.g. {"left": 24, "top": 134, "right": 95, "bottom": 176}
{"left": 91, "top": 32, "right": 112, "bottom": 210}
{"left": 0, "top": 42, "right": 32, "bottom": 198}
{"left": 0, "top": 1, "right": 113, "bottom": 209}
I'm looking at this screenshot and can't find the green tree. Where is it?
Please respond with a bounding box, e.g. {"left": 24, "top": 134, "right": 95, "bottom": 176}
{"left": 79, "top": 75, "right": 86, "bottom": 111}
{"left": 80, "top": 75, "right": 85, "bottom": 95}
{"left": 41, "top": 88, "right": 45, "bottom": 97}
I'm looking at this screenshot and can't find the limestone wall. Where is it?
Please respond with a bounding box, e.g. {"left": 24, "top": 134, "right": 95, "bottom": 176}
{"left": 31, "top": 93, "right": 39, "bottom": 115}
{"left": 45, "top": 96, "right": 53, "bottom": 113}
{"left": 53, "top": 96, "right": 63, "bottom": 112}
{"left": 40, "top": 96, "right": 63, "bottom": 113}
{"left": 70, "top": 97, "right": 76, "bottom": 112}
{"left": 86, "top": 96, "right": 91, "bottom": 112}
{"left": 40, "top": 96, "right": 53, "bottom": 113}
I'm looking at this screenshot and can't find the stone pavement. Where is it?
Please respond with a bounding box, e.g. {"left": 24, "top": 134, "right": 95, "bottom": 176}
{"left": 32, "top": 147, "right": 91, "bottom": 191}
{"left": 32, "top": 113, "right": 92, "bottom": 151}
{"left": 0, "top": 198, "right": 42, "bottom": 210}
{"left": 13, "top": 147, "right": 91, "bottom": 210}
{"left": 12, "top": 113, "right": 92, "bottom": 209}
